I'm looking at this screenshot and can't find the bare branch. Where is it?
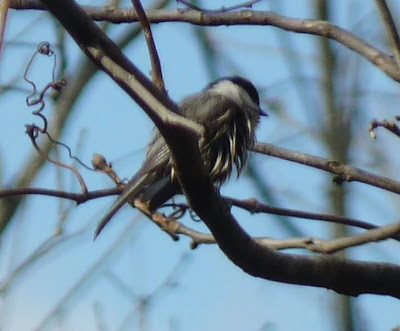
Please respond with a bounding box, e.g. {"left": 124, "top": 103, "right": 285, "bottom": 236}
{"left": 10, "top": 3, "right": 400, "bottom": 82}
{"left": 135, "top": 203, "right": 400, "bottom": 254}
{"left": 0, "top": 0, "right": 10, "bottom": 57}
{"left": 0, "top": 186, "right": 123, "bottom": 204}
{"left": 92, "top": 154, "right": 124, "bottom": 186}
{"left": 253, "top": 142, "right": 400, "bottom": 195}
{"left": 228, "top": 197, "right": 400, "bottom": 241}
{"left": 131, "top": 0, "right": 166, "bottom": 93}
{"left": 36, "top": 0, "right": 400, "bottom": 298}
{"left": 26, "top": 126, "right": 88, "bottom": 194}
{"left": 3, "top": 182, "right": 396, "bottom": 242}
{"left": 308, "top": 220, "right": 400, "bottom": 254}
{"left": 0, "top": 0, "right": 170, "bottom": 233}
{"left": 176, "top": 0, "right": 263, "bottom": 13}
{"left": 368, "top": 117, "right": 400, "bottom": 139}
{"left": 374, "top": 0, "right": 400, "bottom": 67}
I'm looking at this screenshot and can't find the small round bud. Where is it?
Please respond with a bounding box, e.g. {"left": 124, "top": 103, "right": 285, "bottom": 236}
{"left": 38, "top": 42, "right": 53, "bottom": 56}
{"left": 92, "top": 154, "right": 108, "bottom": 170}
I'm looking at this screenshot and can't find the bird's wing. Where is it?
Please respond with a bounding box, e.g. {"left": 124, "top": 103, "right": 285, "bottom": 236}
{"left": 94, "top": 132, "right": 173, "bottom": 239}
{"left": 96, "top": 93, "right": 226, "bottom": 239}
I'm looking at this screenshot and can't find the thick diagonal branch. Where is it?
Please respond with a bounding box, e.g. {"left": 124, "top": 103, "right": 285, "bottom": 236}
{"left": 39, "top": 0, "right": 400, "bottom": 298}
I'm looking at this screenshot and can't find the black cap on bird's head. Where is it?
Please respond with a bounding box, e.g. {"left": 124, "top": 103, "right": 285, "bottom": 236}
{"left": 206, "top": 76, "right": 268, "bottom": 117}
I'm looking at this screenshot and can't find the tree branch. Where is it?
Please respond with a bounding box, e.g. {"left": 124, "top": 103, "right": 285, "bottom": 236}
{"left": 131, "top": 0, "right": 166, "bottom": 93}
{"left": 0, "top": 186, "right": 123, "bottom": 204}
{"left": 228, "top": 197, "right": 400, "bottom": 241}
{"left": 155, "top": 214, "right": 400, "bottom": 254}
{"left": 253, "top": 142, "right": 400, "bottom": 195}
{"left": 374, "top": 0, "right": 400, "bottom": 67}
{"left": 10, "top": 2, "right": 400, "bottom": 82}
{"left": 34, "top": 0, "right": 400, "bottom": 298}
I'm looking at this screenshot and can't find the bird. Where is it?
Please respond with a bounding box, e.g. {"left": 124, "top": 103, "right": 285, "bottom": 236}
{"left": 94, "top": 76, "right": 267, "bottom": 238}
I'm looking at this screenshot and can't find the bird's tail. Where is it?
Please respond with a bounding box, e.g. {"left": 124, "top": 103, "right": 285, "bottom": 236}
{"left": 94, "top": 171, "right": 149, "bottom": 239}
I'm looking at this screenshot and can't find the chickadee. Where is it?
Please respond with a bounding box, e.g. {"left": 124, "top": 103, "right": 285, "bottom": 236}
{"left": 95, "top": 76, "right": 266, "bottom": 238}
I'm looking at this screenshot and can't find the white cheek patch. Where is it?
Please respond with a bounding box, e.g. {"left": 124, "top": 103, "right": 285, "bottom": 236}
{"left": 210, "top": 80, "right": 243, "bottom": 105}
{"left": 210, "top": 80, "right": 258, "bottom": 112}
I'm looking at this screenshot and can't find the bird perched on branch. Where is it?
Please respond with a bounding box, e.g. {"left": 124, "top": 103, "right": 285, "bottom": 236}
{"left": 95, "top": 76, "right": 267, "bottom": 238}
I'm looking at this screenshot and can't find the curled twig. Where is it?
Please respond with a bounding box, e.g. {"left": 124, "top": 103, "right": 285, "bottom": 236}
{"left": 23, "top": 42, "right": 125, "bottom": 193}
{"left": 22, "top": 42, "right": 112, "bottom": 193}
{"left": 159, "top": 202, "right": 188, "bottom": 219}
{"left": 24, "top": 41, "right": 66, "bottom": 133}
{"left": 159, "top": 202, "right": 204, "bottom": 222}
{"left": 25, "top": 124, "right": 88, "bottom": 194}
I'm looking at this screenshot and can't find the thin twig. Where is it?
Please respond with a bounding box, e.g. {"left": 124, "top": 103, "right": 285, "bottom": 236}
{"left": 92, "top": 153, "right": 124, "bottom": 186}
{"left": 228, "top": 197, "right": 400, "bottom": 241}
{"left": 36, "top": 0, "right": 400, "bottom": 298}
{"left": 132, "top": 0, "right": 166, "bottom": 93}
{"left": 375, "top": 0, "right": 400, "bottom": 68}
{"left": 9, "top": 4, "right": 400, "bottom": 82}
{"left": 252, "top": 142, "right": 400, "bottom": 195}
{"left": 308, "top": 221, "right": 400, "bottom": 254}
{"left": 114, "top": 252, "right": 190, "bottom": 330}
{"left": 125, "top": 207, "right": 400, "bottom": 253}
{"left": 0, "top": 0, "right": 10, "bottom": 58}
{"left": 177, "top": 0, "right": 263, "bottom": 13}
{"left": 34, "top": 218, "right": 142, "bottom": 330}
{"left": 368, "top": 117, "right": 400, "bottom": 139}
{"left": 0, "top": 186, "right": 123, "bottom": 203}
{"left": 2, "top": 182, "right": 396, "bottom": 241}
{"left": 134, "top": 199, "right": 180, "bottom": 241}
{"left": 26, "top": 126, "right": 88, "bottom": 194}
{"left": 0, "top": 228, "right": 87, "bottom": 294}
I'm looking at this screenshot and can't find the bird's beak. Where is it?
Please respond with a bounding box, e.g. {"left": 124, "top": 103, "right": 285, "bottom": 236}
{"left": 259, "top": 108, "right": 268, "bottom": 117}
